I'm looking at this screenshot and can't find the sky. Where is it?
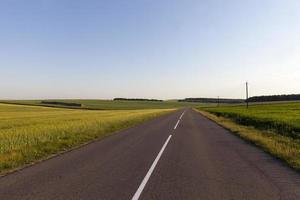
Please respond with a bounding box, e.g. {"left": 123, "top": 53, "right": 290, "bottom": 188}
{"left": 0, "top": 0, "right": 300, "bottom": 100}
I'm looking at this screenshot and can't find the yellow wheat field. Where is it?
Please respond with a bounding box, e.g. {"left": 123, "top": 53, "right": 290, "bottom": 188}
{"left": 0, "top": 103, "right": 173, "bottom": 174}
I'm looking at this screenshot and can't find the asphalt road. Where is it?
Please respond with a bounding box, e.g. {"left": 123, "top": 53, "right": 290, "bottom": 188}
{"left": 1, "top": 109, "right": 300, "bottom": 200}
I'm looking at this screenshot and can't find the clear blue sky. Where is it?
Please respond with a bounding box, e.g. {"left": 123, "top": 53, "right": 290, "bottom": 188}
{"left": 1, "top": 0, "right": 299, "bottom": 100}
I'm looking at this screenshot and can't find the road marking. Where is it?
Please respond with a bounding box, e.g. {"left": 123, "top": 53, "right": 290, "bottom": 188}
{"left": 174, "top": 120, "right": 180, "bottom": 130}
{"left": 132, "top": 111, "right": 185, "bottom": 199}
{"left": 132, "top": 135, "right": 172, "bottom": 200}
{"left": 179, "top": 111, "right": 185, "bottom": 120}
{"left": 174, "top": 111, "right": 185, "bottom": 130}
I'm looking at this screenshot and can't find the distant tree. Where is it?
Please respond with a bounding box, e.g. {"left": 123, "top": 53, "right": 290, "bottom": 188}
{"left": 247, "top": 94, "right": 300, "bottom": 102}
{"left": 113, "top": 98, "right": 163, "bottom": 102}
{"left": 41, "top": 101, "right": 82, "bottom": 107}
{"left": 178, "top": 98, "right": 244, "bottom": 104}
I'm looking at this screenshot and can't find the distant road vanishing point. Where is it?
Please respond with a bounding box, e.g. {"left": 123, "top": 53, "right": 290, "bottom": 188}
{"left": 1, "top": 109, "right": 300, "bottom": 200}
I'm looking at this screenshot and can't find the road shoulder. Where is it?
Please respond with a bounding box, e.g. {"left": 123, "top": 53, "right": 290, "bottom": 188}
{"left": 195, "top": 109, "right": 300, "bottom": 172}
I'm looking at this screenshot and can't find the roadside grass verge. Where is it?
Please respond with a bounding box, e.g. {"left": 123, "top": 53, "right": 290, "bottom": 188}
{"left": 196, "top": 109, "right": 300, "bottom": 171}
{"left": 0, "top": 103, "right": 174, "bottom": 175}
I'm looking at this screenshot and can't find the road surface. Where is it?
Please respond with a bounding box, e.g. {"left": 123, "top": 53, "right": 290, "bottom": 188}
{"left": 1, "top": 109, "right": 300, "bottom": 200}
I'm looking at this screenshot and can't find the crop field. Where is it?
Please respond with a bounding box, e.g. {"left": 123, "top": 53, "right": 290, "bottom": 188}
{"left": 201, "top": 102, "right": 300, "bottom": 136}
{"left": 199, "top": 102, "right": 300, "bottom": 170}
{"left": 0, "top": 99, "right": 206, "bottom": 110}
{"left": 0, "top": 103, "right": 173, "bottom": 174}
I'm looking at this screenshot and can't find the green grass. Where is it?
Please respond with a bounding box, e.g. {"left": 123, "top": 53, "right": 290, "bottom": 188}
{"left": 201, "top": 103, "right": 300, "bottom": 137}
{"left": 0, "top": 99, "right": 207, "bottom": 110}
{"left": 197, "top": 102, "right": 300, "bottom": 170}
{"left": 0, "top": 103, "right": 174, "bottom": 175}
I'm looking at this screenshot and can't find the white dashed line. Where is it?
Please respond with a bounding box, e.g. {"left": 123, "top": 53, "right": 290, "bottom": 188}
{"left": 174, "top": 111, "right": 185, "bottom": 130}
{"left": 179, "top": 111, "right": 185, "bottom": 120}
{"left": 131, "top": 135, "right": 172, "bottom": 200}
{"left": 132, "top": 110, "right": 186, "bottom": 199}
{"left": 174, "top": 120, "right": 180, "bottom": 130}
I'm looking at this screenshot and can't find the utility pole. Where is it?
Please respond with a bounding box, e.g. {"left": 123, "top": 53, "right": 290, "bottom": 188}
{"left": 246, "top": 82, "right": 249, "bottom": 109}
{"left": 217, "top": 96, "right": 220, "bottom": 107}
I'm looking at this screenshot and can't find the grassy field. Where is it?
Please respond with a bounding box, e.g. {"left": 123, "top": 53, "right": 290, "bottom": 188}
{"left": 0, "top": 103, "right": 174, "bottom": 175}
{"left": 201, "top": 103, "right": 300, "bottom": 137}
{"left": 198, "top": 102, "right": 300, "bottom": 170}
{"left": 0, "top": 99, "right": 206, "bottom": 110}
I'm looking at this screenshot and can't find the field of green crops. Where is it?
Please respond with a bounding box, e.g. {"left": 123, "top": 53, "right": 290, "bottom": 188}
{"left": 0, "top": 103, "right": 173, "bottom": 174}
{"left": 201, "top": 103, "right": 300, "bottom": 136}
{"left": 0, "top": 99, "right": 205, "bottom": 110}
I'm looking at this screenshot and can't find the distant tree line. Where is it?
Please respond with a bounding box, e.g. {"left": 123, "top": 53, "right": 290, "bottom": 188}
{"left": 179, "top": 98, "right": 245, "bottom": 104}
{"left": 41, "top": 101, "right": 82, "bottom": 107}
{"left": 247, "top": 94, "right": 300, "bottom": 102}
{"left": 113, "top": 98, "right": 163, "bottom": 102}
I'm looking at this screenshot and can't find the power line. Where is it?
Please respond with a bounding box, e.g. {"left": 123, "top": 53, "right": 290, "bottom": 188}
{"left": 246, "top": 82, "right": 249, "bottom": 109}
